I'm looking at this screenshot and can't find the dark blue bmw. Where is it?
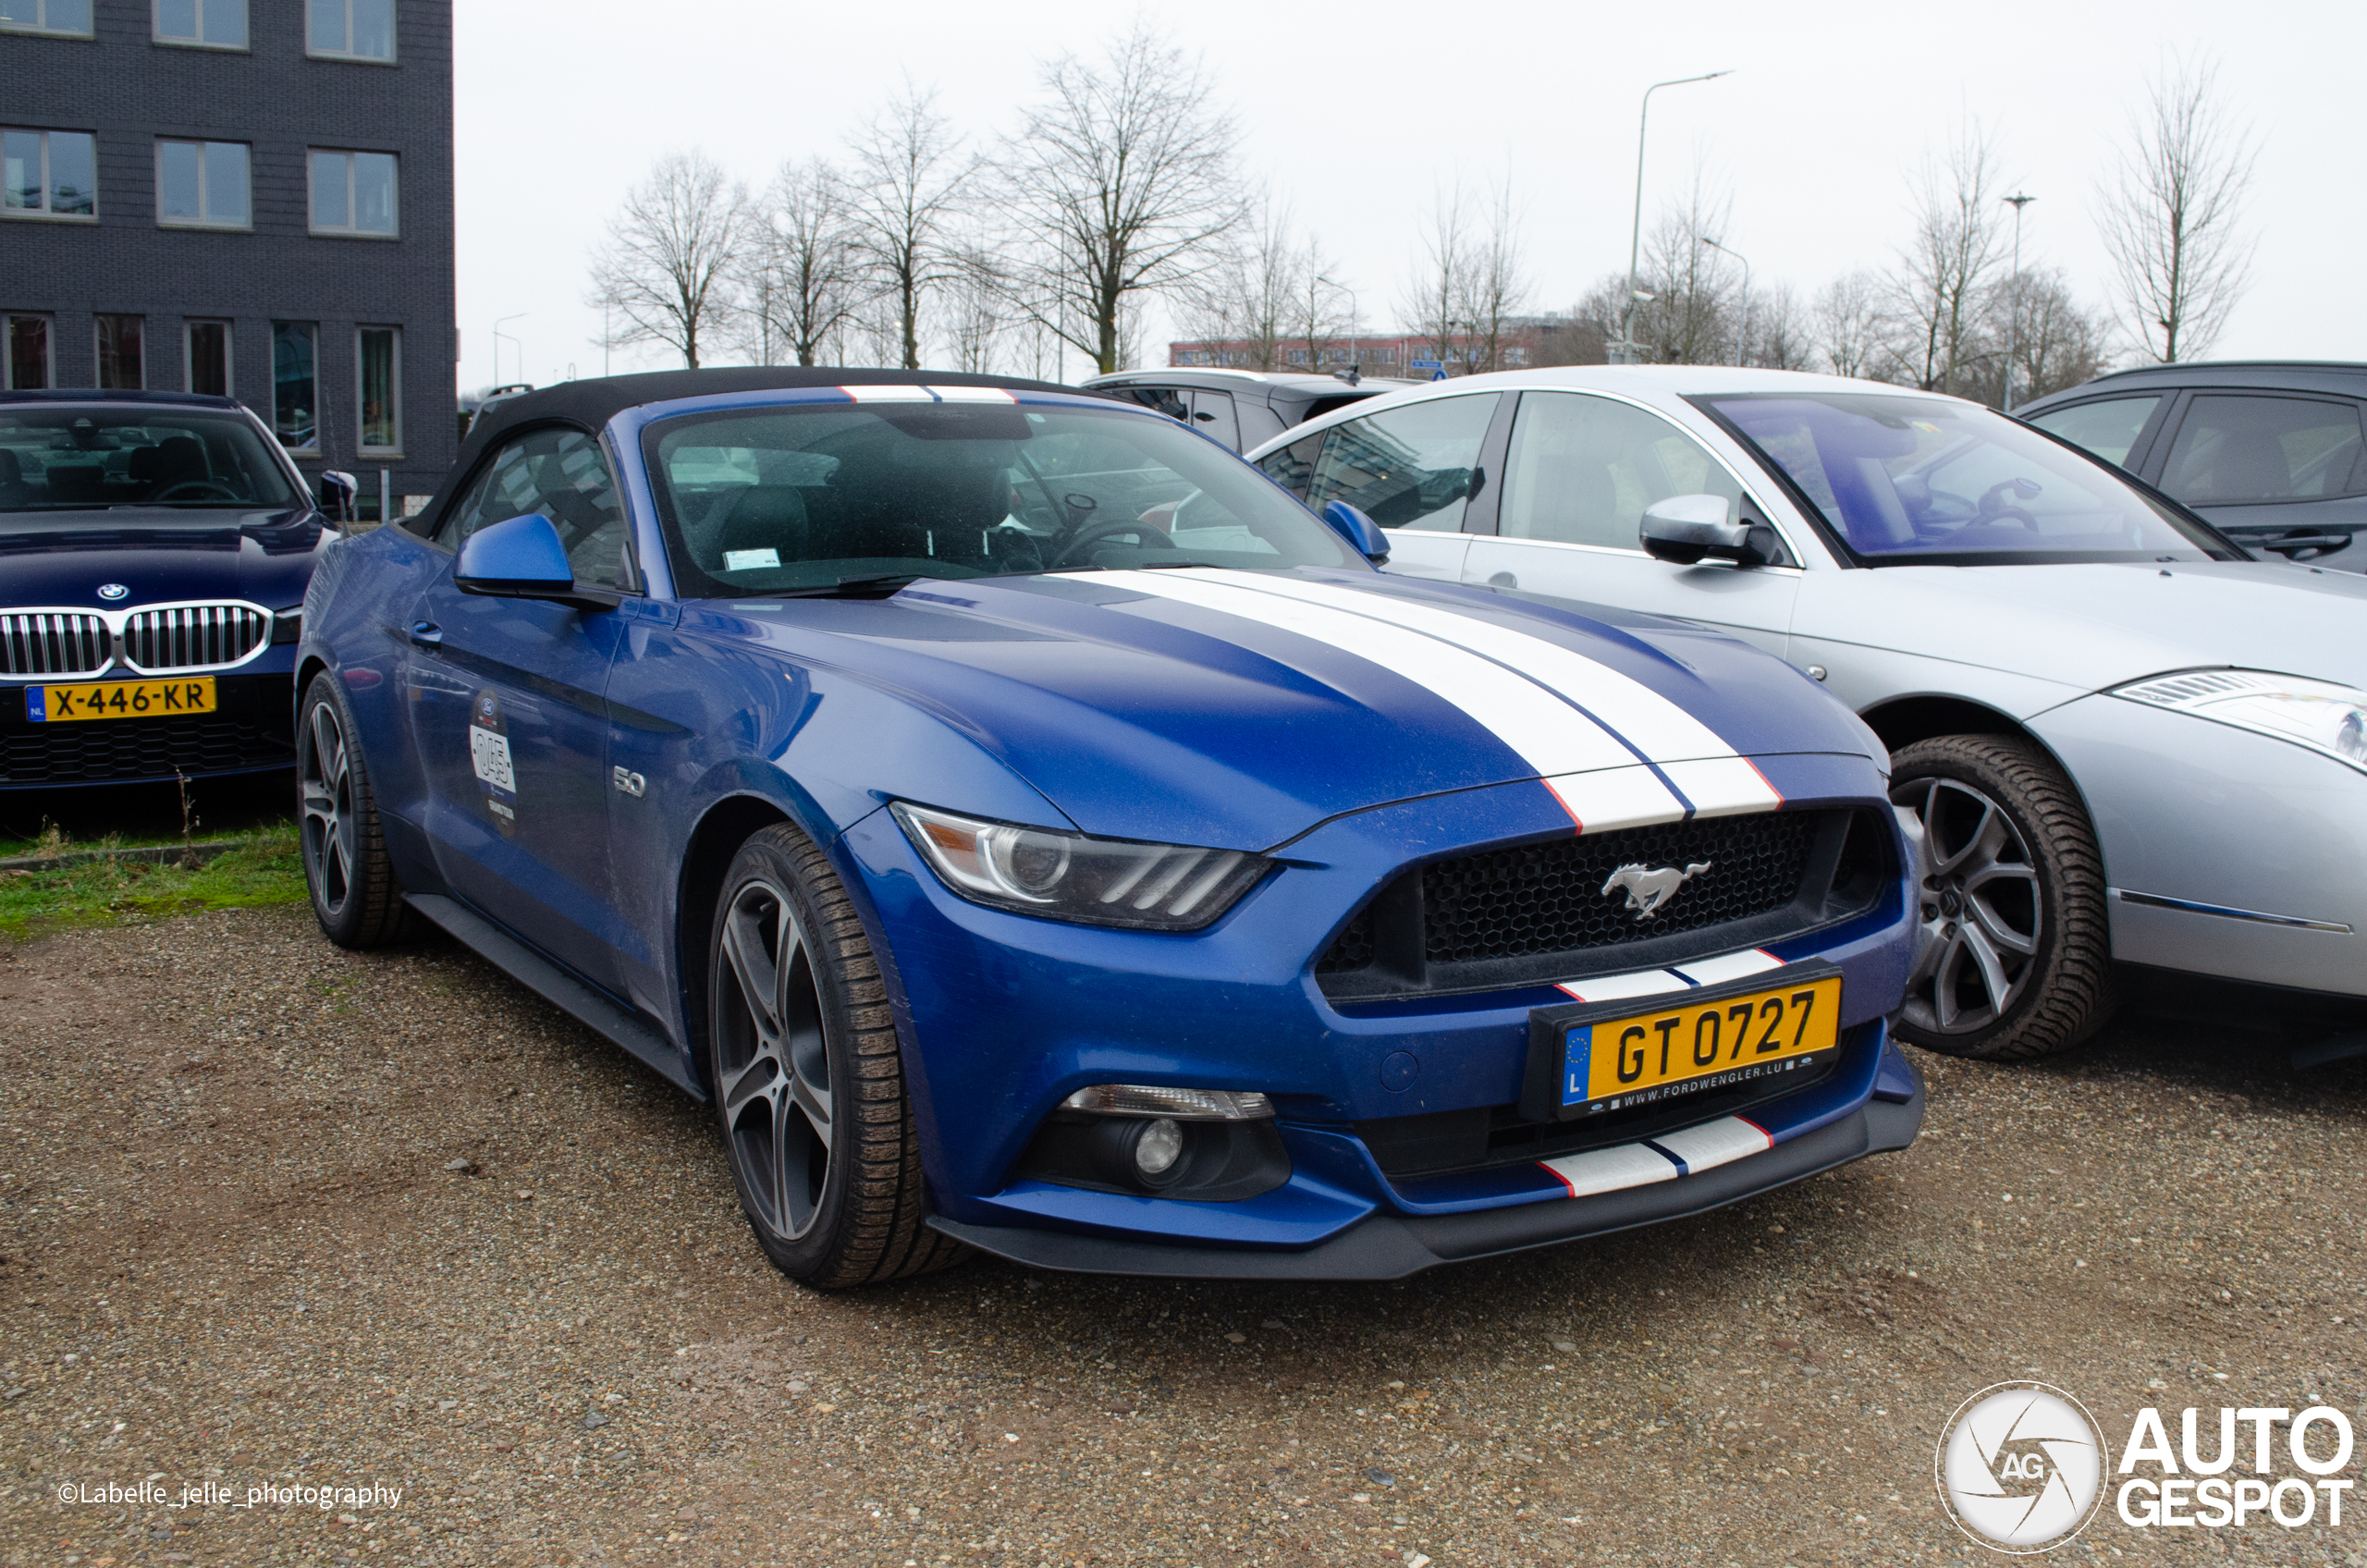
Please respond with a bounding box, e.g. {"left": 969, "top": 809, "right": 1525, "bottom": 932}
{"left": 296, "top": 367, "right": 1925, "bottom": 1288}
{"left": 1, "top": 390, "right": 347, "bottom": 790}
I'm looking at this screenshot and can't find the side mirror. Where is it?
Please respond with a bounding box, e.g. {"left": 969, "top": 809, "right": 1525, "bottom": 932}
{"left": 1320, "top": 499, "right": 1391, "bottom": 563}
{"left": 1638, "top": 494, "right": 1786, "bottom": 568}
{"left": 317, "top": 469, "right": 358, "bottom": 523}
{"left": 454, "top": 512, "right": 619, "bottom": 611}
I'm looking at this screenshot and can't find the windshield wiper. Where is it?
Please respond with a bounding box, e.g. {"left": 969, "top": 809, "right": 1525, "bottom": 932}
{"left": 766, "top": 572, "right": 926, "bottom": 599}
{"left": 1048, "top": 557, "right": 1221, "bottom": 574}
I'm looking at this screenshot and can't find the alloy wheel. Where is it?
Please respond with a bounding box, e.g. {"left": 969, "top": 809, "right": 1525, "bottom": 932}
{"left": 1892, "top": 776, "right": 2043, "bottom": 1036}
{"left": 298, "top": 700, "right": 356, "bottom": 918}
{"left": 716, "top": 877, "right": 835, "bottom": 1241}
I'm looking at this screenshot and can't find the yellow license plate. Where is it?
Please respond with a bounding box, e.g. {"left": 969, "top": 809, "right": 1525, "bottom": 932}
{"left": 28, "top": 677, "right": 216, "bottom": 723}
{"left": 1559, "top": 973, "right": 1843, "bottom": 1115}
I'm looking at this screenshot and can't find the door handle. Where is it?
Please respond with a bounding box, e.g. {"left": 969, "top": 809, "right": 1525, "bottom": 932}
{"left": 1487, "top": 571, "right": 1518, "bottom": 589}
{"left": 407, "top": 620, "right": 444, "bottom": 650}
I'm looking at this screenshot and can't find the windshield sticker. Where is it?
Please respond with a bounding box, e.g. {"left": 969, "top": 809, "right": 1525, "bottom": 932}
{"left": 723, "top": 547, "right": 780, "bottom": 571}
{"left": 469, "top": 689, "right": 518, "bottom": 837}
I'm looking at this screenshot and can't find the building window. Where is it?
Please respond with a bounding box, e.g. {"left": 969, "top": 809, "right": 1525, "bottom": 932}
{"left": 3, "top": 128, "right": 96, "bottom": 219}
{"left": 272, "top": 322, "right": 317, "bottom": 450}
{"left": 309, "top": 150, "right": 398, "bottom": 237}
{"left": 95, "top": 314, "right": 144, "bottom": 389}
{"left": 5, "top": 315, "right": 51, "bottom": 389}
{"left": 0, "top": 0, "right": 92, "bottom": 36}
{"left": 307, "top": 0, "right": 393, "bottom": 60}
{"left": 156, "top": 140, "right": 250, "bottom": 228}
{"left": 153, "top": 0, "right": 245, "bottom": 47}
{"left": 357, "top": 325, "right": 399, "bottom": 451}
{"left": 187, "top": 319, "right": 231, "bottom": 396}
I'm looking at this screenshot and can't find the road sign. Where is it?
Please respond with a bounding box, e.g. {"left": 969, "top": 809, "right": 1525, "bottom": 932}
{"left": 1431, "top": 369, "right": 1449, "bottom": 381}
{"left": 1407, "top": 359, "right": 1445, "bottom": 371}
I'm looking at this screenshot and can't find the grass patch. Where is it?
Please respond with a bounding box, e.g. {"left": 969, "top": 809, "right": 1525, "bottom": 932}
{"left": 0, "top": 826, "right": 308, "bottom": 943}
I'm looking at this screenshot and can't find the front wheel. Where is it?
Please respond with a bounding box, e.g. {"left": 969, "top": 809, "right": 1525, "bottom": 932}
{"left": 1888, "top": 734, "right": 2116, "bottom": 1061}
{"left": 706, "top": 824, "right": 965, "bottom": 1289}
{"left": 297, "top": 672, "right": 416, "bottom": 949}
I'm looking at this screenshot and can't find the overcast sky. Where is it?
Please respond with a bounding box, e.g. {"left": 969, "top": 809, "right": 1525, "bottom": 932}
{"left": 453, "top": 0, "right": 2361, "bottom": 393}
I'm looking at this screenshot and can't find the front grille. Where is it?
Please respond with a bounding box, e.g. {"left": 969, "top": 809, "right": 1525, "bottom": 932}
{"left": 1316, "top": 807, "right": 1892, "bottom": 1000}
{"left": 0, "top": 613, "right": 109, "bottom": 676}
{"left": 1428, "top": 814, "right": 1818, "bottom": 962}
{"left": 124, "top": 605, "right": 269, "bottom": 672}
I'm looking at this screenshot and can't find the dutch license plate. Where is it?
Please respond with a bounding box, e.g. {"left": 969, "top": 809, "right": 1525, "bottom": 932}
{"left": 26, "top": 677, "right": 216, "bottom": 723}
{"left": 1524, "top": 968, "right": 1844, "bottom": 1122}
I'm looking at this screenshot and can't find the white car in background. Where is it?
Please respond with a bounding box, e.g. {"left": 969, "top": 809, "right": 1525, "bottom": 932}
{"left": 1247, "top": 367, "right": 2367, "bottom": 1063}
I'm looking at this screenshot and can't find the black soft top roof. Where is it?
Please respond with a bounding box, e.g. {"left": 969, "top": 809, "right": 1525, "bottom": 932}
{"left": 424, "top": 366, "right": 1085, "bottom": 533}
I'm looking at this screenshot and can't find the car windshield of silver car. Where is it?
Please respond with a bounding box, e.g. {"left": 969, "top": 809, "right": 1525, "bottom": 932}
{"left": 1699, "top": 392, "right": 2224, "bottom": 564}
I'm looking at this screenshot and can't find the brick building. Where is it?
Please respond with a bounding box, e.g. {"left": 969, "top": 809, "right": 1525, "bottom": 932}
{"left": 1169, "top": 316, "right": 1609, "bottom": 376}
{"left": 1, "top": 0, "right": 456, "bottom": 516}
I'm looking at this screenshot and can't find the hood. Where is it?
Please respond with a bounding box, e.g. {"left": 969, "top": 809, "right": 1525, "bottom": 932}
{"left": 0, "top": 508, "right": 332, "bottom": 612}
{"left": 1798, "top": 560, "right": 2367, "bottom": 700}
{"left": 744, "top": 566, "right": 1882, "bottom": 850}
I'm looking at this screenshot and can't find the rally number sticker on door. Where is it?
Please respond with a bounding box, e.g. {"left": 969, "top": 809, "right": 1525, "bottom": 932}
{"left": 469, "top": 689, "right": 519, "bottom": 837}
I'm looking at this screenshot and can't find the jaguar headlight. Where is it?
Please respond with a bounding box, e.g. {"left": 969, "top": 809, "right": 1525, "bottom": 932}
{"left": 889, "top": 802, "right": 1272, "bottom": 930}
{"left": 2113, "top": 669, "right": 2367, "bottom": 775}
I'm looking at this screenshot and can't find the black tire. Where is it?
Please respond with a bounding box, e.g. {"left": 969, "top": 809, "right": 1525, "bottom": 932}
{"left": 1888, "top": 733, "right": 2116, "bottom": 1061}
{"left": 297, "top": 672, "right": 418, "bottom": 949}
{"left": 706, "top": 824, "right": 967, "bottom": 1289}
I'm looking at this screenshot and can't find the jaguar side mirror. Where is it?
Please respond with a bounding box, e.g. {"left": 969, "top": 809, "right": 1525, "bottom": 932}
{"left": 1638, "top": 494, "right": 1786, "bottom": 568}
{"left": 1321, "top": 499, "right": 1391, "bottom": 564}
{"left": 454, "top": 512, "right": 619, "bottom": 611}
{"left": 317, "top": 470, "right": 358, "bottom": 523}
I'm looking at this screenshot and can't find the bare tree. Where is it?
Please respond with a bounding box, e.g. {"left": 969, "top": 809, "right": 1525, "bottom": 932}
{"left": 1402, "top": 179, "right": 1471, "bottom": 372}
{"left": 1291, "top": 241, "right": 1353, "bottom": 372}
{"left": 736, "top": 158, "right": 863, "bottom": 367}
{"left": 1633, "top": 180, "right": 1737, "bottom": 365}
{"left": 1811, "top": 271, "right": 1887, "bottom": 379}
{"left": 845, "top": 83, "right": 977, "bottom": 370}
{"left": 1184, "top": 201, "right": 1304, "bottom": 370}
{"left": 2097, "top": 54, "right": 2258, "bottom": 362}
{"left": 1749, "top": 283, "right": 1815, "bottom": 372}
{"left": 1981, "top": 265, "right": 2114, "bottom": 405}
{"left": 1883, "top": 123, "right": 2007, "bottom": 393}
{"left": 942, "top": 248, "right": 1009, "bottom": 374}
{"left": 1455, "top": 178, "right": 1527, "bottom": 373}
{"left": 1000, "top": 25, "right": 1246, "bottom": 374}
{"left": 587, "top": 152, "right": 746, "bottom": 370}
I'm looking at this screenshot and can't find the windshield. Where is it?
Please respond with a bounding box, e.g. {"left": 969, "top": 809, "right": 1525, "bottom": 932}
{"left": 1698, "top": 392, "right": 2224, "bottom": 563}
{"left": 643, "top": 398, "right": 1361, "bottom": 596}
{"left": 0, "top": 406, "right": 300, "bottom": 512}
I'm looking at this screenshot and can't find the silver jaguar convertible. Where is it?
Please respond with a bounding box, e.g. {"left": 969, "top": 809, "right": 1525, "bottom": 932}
{"left": 1247, "top": 367, "right": 2367, "bottom": 1061}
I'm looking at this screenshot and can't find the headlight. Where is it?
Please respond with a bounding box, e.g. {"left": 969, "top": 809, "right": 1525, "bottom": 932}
{"left": 889, "top": 802, "right": 1272, "bottom": 930}
{"left": 2113, "top": 669, "right": 2367, "bottom": 774}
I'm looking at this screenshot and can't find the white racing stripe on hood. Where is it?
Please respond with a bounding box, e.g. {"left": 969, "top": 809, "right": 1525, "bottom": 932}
{"left": 1101, "top": 569, "right": 1656, "bottom": 783}
{"left": 1184, "top": 569, "right": 1783, "bottom": 818}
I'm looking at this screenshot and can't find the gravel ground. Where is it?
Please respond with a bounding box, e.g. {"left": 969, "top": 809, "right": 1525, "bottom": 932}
{"left": 4, "top": 905, "right": 2365, "bottom": 1567}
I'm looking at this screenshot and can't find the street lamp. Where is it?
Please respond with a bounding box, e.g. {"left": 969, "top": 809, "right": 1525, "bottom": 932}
{"left": 1316, "top": 274, "right": 1358, "bottom": 376}
{"left": 1703, "top": 237, "right": 1751, "bottom": 368}
{"left": 1613, "top": 70, "right": 1733, "bottom": 365}
{"left": 2002, "top": 193, "right": 2036, "bottom": 410}
{"left": 492, "top": 312, "right": 528, "bottom": 387}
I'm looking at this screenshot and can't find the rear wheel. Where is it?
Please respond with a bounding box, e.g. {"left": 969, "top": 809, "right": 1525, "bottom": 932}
{"left": 297, "top": 672, "right": 416, "bottom": 949}
{"left": 1888, "top": 734, "right": 2116, "bottom": 1061}
{"left": 707, "top": 824, "right": 965, "bottom": 1288}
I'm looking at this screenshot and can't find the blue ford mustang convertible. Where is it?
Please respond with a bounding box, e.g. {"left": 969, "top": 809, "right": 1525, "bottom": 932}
{"left": 296, "top": 368, "right": 1925, "bottom": 1287}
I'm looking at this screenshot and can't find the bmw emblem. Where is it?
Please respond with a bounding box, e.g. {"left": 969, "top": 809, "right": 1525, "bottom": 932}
{"left": 96, "top": 583, "right": 129, "bottom": 601}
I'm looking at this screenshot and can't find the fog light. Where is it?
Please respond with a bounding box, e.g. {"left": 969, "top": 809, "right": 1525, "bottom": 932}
{"left": 1134, "top": 1117, "right": 1184, "bottom": 1178}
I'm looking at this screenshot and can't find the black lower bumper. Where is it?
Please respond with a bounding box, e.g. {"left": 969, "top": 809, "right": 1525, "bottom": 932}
{"left": 928, "top": 1082, "right": 1926, "bottom": 1281}
{"left": 0, "top": 673, "right": 296, "bottom": 788}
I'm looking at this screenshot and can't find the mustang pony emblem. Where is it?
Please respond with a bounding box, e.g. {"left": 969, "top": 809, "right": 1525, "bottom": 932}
{"left": 1601, "top": 861, "right": 1711, "bottom": 921}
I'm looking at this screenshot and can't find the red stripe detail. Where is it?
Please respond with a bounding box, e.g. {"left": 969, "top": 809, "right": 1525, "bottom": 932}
{"left": 1556, "top": 983, "right": 1588, "bottom": 1001}
{"left": 1745, "top": 757, "right": 1783, "bottom": 802}
{"left": 1537, "top": 1160, "right": 1578, "bottom": 1196}
{"left": 1540, "top": 778, "right": 1584, "bottom": 832}
{"left": 1736, "top": 1116, "right": 1775, "bottom": 1150}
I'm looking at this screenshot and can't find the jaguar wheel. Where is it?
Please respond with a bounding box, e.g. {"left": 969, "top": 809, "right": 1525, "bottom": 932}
{"left": 1888, "top": 733, "right": 2116, "bottom": 1061}
{"left": 297, "top": 672, "right": 416, "bottom": 949}
{"left": 706, "top": 824, "right": 967, "bottom": 1289}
